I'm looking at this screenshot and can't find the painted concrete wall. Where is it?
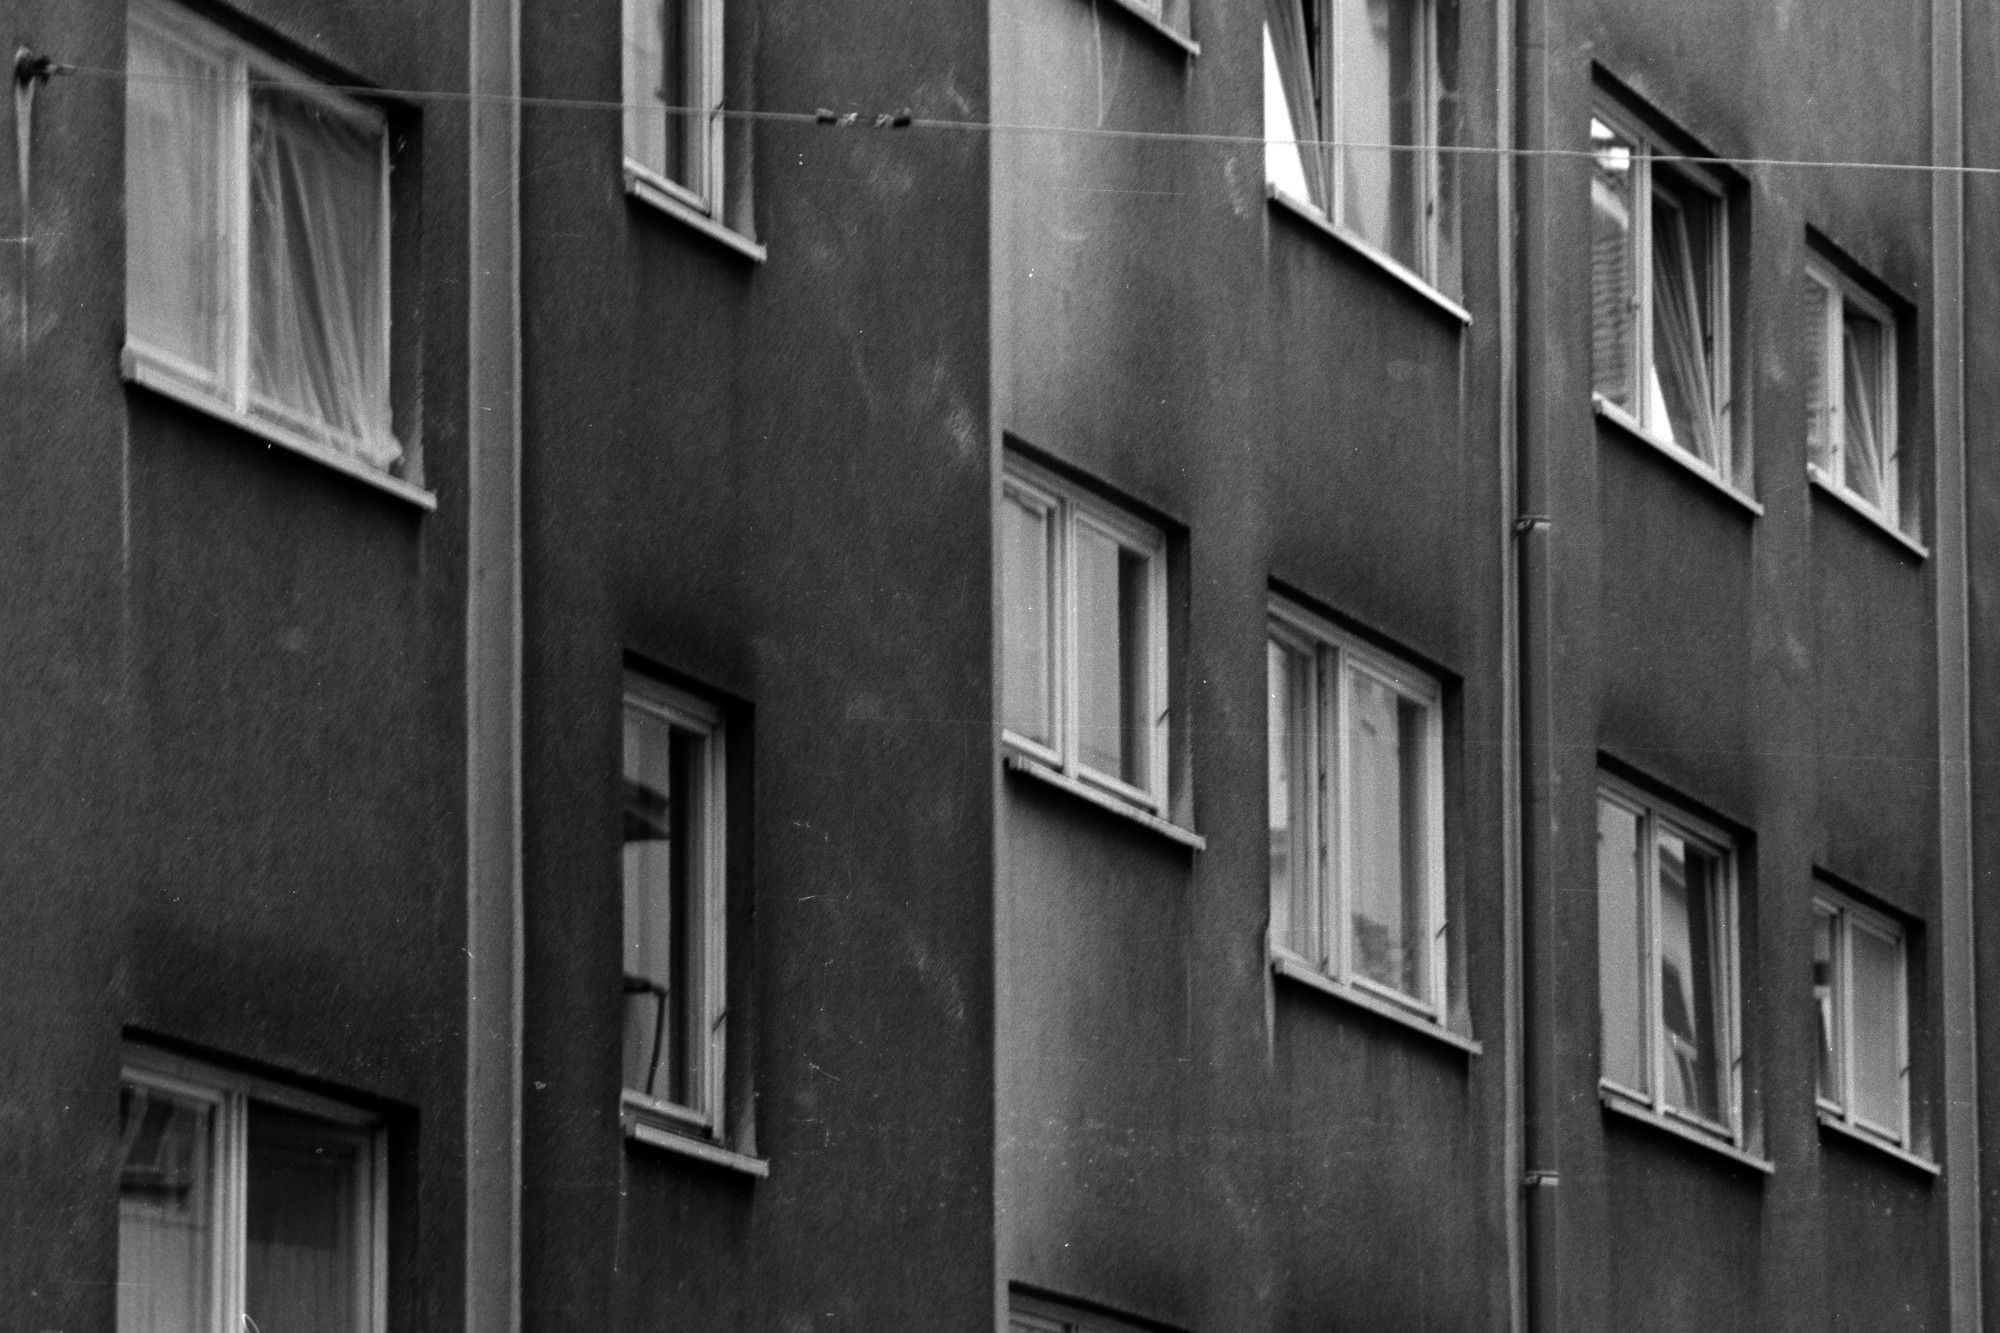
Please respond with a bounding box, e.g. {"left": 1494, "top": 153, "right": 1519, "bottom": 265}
{"left": 513, "top": 0, "right": 996, "bottom": 1328}
{"left": 1, "top": 0, "right": 474, "bottom": 1328}
{"left": 992, "top": 0, "right": 1514, "bottom": 1328}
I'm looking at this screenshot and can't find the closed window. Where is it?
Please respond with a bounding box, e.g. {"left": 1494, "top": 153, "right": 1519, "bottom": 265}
{"left": 1001, "top": 456, "right": 1170, "bottom": 815}
{"left": 1590, "top": 106, "right": 1735, "bottom": 483}
{"left": 622, "top": 676, "right": 727, "bottom": 1141}
{"left": 622, "top": 0, "right": 760, "bottom": 256}
{"left": 1805, "top": 259, "right": 1903, "bottom": 529}
{"left": 1264, "top": 0, "right": 1462, "bottom": 292}
{"left": 1814, "top": 888, "right": 1912, "bottom": 1149}
{"left": 1268, "top": 599, "right": 1449, "bottom": 1019}
{"left": 125, "top": 0, "right": 401, "bottom": 478}
{"left": 1596, "top": 779, "right": 1743, "bottom": 1143}
{"left": 118, "top": 1050, "right": 385, "bottom": 1333}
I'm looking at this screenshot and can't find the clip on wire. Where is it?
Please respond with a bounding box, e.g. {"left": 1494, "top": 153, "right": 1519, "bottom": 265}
{"left": 816, "top": 107, "right": 914, "bottom": 129}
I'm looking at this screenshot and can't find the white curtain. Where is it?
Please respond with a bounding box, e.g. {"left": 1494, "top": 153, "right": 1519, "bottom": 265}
{"left": 1842, "top": 318, "right": 1889, "bottom": 508}
{"left": 126, "top": 20, "right": 226, "bottom": 379}
{"left": 1650, "top": 200, "right": 1720, "bottom": 467}
{"left": 249, "top": 84, "right": 397, "bottom": 468}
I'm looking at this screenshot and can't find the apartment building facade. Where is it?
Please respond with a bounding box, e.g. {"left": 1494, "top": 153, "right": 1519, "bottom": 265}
{"left": 4, "top": 0, "right": 2000, "bottom": 1327}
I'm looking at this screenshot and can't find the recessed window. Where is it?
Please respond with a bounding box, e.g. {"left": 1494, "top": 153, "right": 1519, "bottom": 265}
{"left": 622, "top": 676, "right": 727, "bottom": 1141}
{"left": 1264, "top": 0, "right": 1462, "bottom": 293}
{"left": 1596, "top": 778, "right": 1743, "bottom": 1144}
{"left": 623, "top": 0, "right": 722, "bottom": 210}
{"left": 117, "top": 1050, "right": 385, "bottom": 1333}
{"left": 1805, "top": 259, "right": 1903, "bottom": 529}
{"left": 1001, "top": 455, "right": 1170, "bottom": 815}
{"left": 125, "top": 0, "right": 402, "bottom": 479}
{"left": 1012, "top": 1293, "right": 1165, "bottom": 1333}
{"left": 1590, "top": 107, "right": 1735, "bottom": 483}
{"left": 1814, "top": 888, "right": 1912, "bottom": 1150}
{"left": 1267, "top": 599, "right": 1449, "bottom": 1020}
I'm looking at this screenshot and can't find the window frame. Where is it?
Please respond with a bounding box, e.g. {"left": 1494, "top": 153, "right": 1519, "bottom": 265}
{"left": 118, "top": 1046, "right": 388, "bottom": 1333}
{"left": 1263, "top": 0, "right": 1461, "bottom": 299}
{"left": 1813, "top": 886, "right": 1913, "bottom": 1151}
{"left": 1000, "top": 455, "right": 1172, "bottom": 819}
{"left": 1266, "top": 597, "right": 1451, "bottom": 1028}
{"left": 620, "top": 0, "right": 764, "bottom": 261}
{"left": 1804, "top": 257, "right": 1904, "bottom": 532}
{"left": 619, "top": 674, "right": 730, "bottom": 1149}
{"left": 1589, "top": 100, "right": 1738, "bottom": 491}
{"left": 122, "top": 0, "right": 420, "bottom": 504}
{"left": 1595, "top": 776, "right": 1745, "bottom": 1149}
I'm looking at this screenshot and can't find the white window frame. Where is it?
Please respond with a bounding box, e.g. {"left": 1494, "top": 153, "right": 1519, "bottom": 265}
{"left": 1589, "top": 102, "right": 1736, "bottom": 488}
{"left": 1813, "top": 887, "right": 1912, "bottom": 1151}
{"left": 1267, "top": 598, "right": 1450, "bottom": 1024}
{"left": 123, "top": 0, "right": 415, "bottom": 500}
{"left": 620, "top": 675, "right": 729, "bottom": 1147}
{"left": 118, "top": 1046, "right": 388, "bottom": 1333}
{"left": 1263, "top": 0, "right": 1459, "bottom": 296}
{"left": 1596, "top": 776, "right": 1745, "bottom": 1148}
{"left": 1804, "top": 258, "right": 1903, "bottom": 529}
{"left": 1000, "top": 455, "right": 1171, "bottom": 817}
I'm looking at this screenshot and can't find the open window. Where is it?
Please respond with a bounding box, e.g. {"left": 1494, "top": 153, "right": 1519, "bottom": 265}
{"left": 1805, "top": 256, "right": 1909, "bottom": 536}
{"left": 1814, "top": 886, "right": 1916, "bottom": 1154}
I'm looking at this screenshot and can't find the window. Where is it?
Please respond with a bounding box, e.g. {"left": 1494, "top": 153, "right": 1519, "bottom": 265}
{"left": 1591, "top": 106, "right": 1734, "bottom": 482}
{"left": 1011, "top": 1293, "right": 1168, "bottom": 1333}
{"left": 125, "top": 0, "right": 403, "bottom": 480}
{"left": 118, "top": 1049, "right": 386, "bottom": 1333}
{"left": 1267, "top": 599, "right": 1449, "bottom": 1020}
{"left": 1264, "top": 0, "right": 1462, "bottom": 293}
{"left": 1814, "top": 888, "right": 1912, "bottom": 1150}
{"left": 622, "top": 0, "right": 759, "bottom": 255}
{"left": 1001, "top": 455, "right": 1171, "bottom": 816}
{"left": 622, "top": 675, "right": 727, "bottom": 1143}
{"left": 1805, "top": 259, "right": 1904, "bottom": 529}
{"left": 1596, "top": 778, "right": 1743, "bottom": 1144}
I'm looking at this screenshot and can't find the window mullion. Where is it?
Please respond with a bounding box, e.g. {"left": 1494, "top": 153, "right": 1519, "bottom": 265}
{"left": 1642, "top": 810, "right": 1662, "bottom": 1111}
{"left": 229, "top": 51, "right": 252, "bottom": 414}
{"left": 222, "top": 1090, "right": 248, "bottom": 1333}
{"left": 1633, "top": 149, "right": 1653, "bottom": 433}
{"left": 1330, "top": 650, "right": 1350, "bottom": 980}
{"left": 1059, "top": 501, "right": 1079, "bottom": 780}
{"left": 1322, "top": 0, "right": 1340, "bottom": 225}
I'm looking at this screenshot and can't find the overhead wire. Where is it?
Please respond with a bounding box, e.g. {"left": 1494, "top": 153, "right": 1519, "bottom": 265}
{"left": 52, "top": 60, "right": 2000, "bottom": 180}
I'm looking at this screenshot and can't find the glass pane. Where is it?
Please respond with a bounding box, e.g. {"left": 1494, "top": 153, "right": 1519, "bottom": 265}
{"left": 1262, "top": 22, "right": 1312, "bottom": 202}
{"left": 624, "top": 0, "right": 705, "bottom": 193}
{"left": 1657, "top": 832, "right": 1728, "bottom": 1125}
{"left": 1429, "top": 0, "right": 1462, "bottom": 294}
{"left": 1268, "top": 640, "right": 1317, "bottom": 960}
{"left": 1648, "top": 180, "right": 1720, "bottom": 465}
{"left": 1813, "top": 905, "right": 1840, "bottom": 1107}
{"left": 1842, "top": 308, "right": 1890, "bottom": 511}
{"left": 1347, "top": 670, "right": 1429, "bottom": 1001}
{"left": 1589, "top": 119, "right": 1638, "bottom": 410}
{"left": 1336, "top": 0, "right": 1424, "bottom": 269}
{"left": 1804, "top": 280, "right": 1835, "bottom": 476}
{"left": 1596, "top": 798, "right": 1647, "bottom": 1092}
{"left": 1000, "top": 492, "right": 1055, "bottom": 746}
{"left": 126, "top": 21, "right": 226, "bottom": 377}
{"left": 623, "top": 705, "right": 707, "bottom": 1109}
{"left": 118, "top": 1084, "right": 215, "bottom": 1333}
{"left": 246, "top": 1106, "right": 366, "bottom": 1333}
{"left": 1076, "top": 529, "right": 1151, "bottom": 792}
{"left": 247, "top": 84, "right": 395, "bottom": 465}
{"left": 1850, "top": 922, "right": 1905, "bottom": 1135}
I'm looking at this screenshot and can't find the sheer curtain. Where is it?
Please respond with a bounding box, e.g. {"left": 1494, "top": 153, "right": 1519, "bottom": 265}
{"left": 126, "top": 20, "right": 226, "bottom": 382}
{"left": 1649, "top": 196, "right": 1720, "bottom": 467}
{"left": 1264, "top": 0, "right": 1325, "bottom": 206}
{"left": 1842, "top": 315, "right": 1889, "bottom": 509}
{"left": 248, "top": 83, "right": 397, "bottom": 469}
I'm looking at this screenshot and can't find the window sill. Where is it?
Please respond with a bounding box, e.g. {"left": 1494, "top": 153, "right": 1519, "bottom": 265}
{"left": 624, "top": 163, "right": 767, "bottom": 263}
{"left": 1600, "top": 1084, "right": 1772, "bottom": 1175}
{"left": 1808, "top": 469, "right": 1928, "bottom": 560}
{"left": 1817, "top": 1110, "right": 1940, "bottom": 1177}
{"left": 1003, "top": 751, "right": 1205, "bottom": 850}
{"left": 622, "top": 1107, "right": 768, "bottom": 1178}
{"left": 1098, "top": 0, "right": 1200, "bottom": 56}
{"left": 1271, "top": 951, "right": 1480, "bottom": 1055}
{"left": 1593, "top": 395, "right": 1761, "bottom": 518}
{"left": 1266, "top": 185, "right": 1471, "bottom": 327}
{"left": 124, "top": 347, "right": 437, "bottom": 512}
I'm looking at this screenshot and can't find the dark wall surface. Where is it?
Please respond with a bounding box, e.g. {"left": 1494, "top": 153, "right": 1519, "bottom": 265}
{"left": 1, "top": 0, "right": 474, "bottom": 1329}
{"left": 516, "top": 0, "right": 996, "bottom": 1328}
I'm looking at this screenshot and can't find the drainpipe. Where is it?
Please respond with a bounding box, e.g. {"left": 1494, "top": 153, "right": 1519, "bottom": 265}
{"left": 1513, "top": 0, "right": 1562, "bottom": 1323}
{"left": 1930, "top": 0, "right": 1982, "bottom": 1322}
{"left": 465, "top": 0, "right": 523, "bottom": 1323}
